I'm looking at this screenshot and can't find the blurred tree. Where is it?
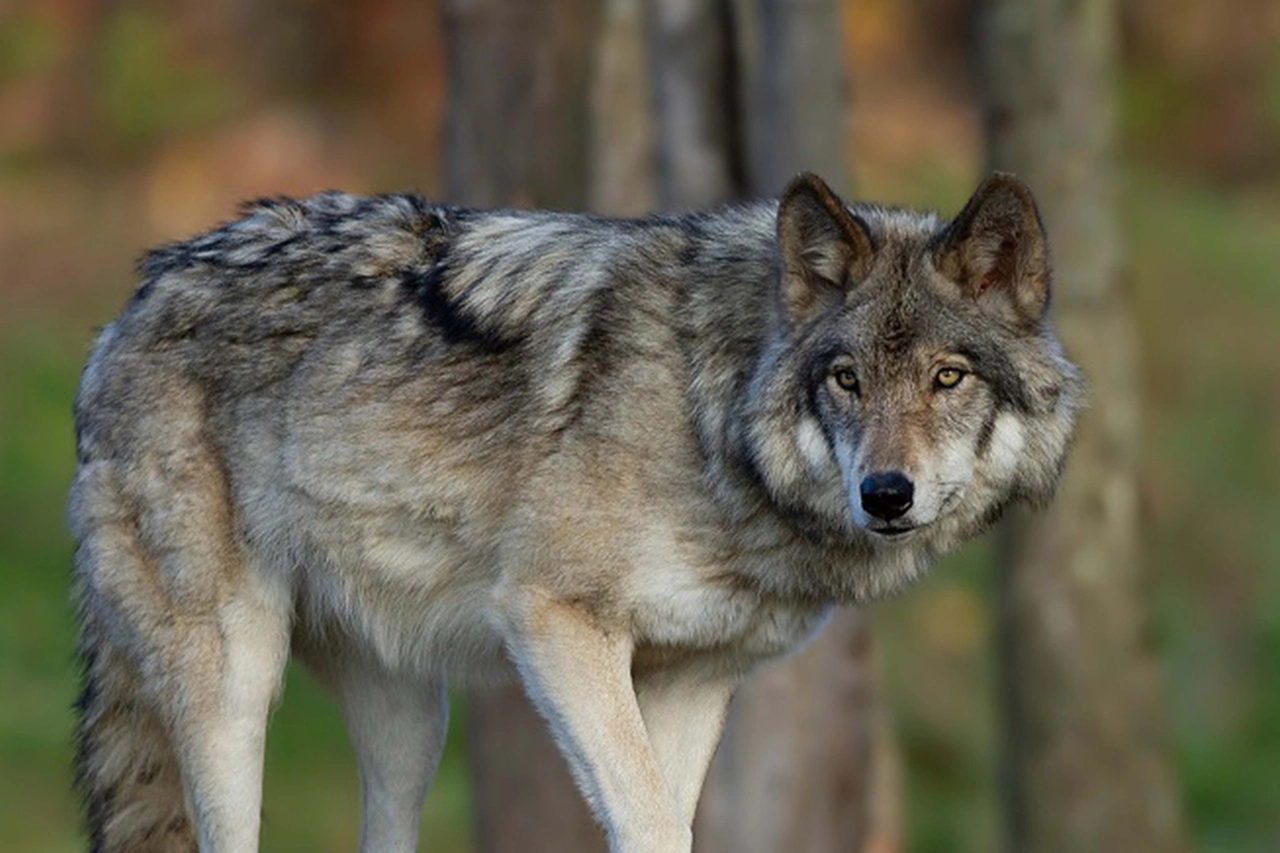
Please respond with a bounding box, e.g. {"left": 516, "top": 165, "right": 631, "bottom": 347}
{"left": 688, "top": 3, "right": 901, "bottom": 852}
{"left": 442, "top": 0, "right": 600, "bottom": 211}
{"left": 646, "top": 0, "right": 743, "bottom": 209}
{"left": 697, "top": 611, "right": 901, "bottom": 853}
{"left": 590, "top": 0, "right": 657, "bottom": 216}
{"left": 730, "top": 0, "right": 850, "bottom": 198}
{"left": 975, "top": 2, "right": 1189, "bottom": 852}
{"left": 442, "top": 0, "right": 607, "bottom": 850}
{"left": 445, "top": 1, "right": 898, "bottom": 850}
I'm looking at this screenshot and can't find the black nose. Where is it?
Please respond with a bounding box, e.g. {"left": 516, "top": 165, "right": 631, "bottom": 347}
{"left": 860, "top": 471, "right": 914, "bottom": 521}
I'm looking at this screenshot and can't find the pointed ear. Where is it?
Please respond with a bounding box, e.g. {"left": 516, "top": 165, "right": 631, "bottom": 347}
{"left": 934, "top": 172, "right": 1050, "bottom": 327}
{"left": 777, "top": 173, "right": 875, "bottom": 325}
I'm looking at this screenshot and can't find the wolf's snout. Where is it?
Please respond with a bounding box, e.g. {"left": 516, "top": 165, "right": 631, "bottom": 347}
{"left": 860, "top": 471, "right": 914, "bottom": 521}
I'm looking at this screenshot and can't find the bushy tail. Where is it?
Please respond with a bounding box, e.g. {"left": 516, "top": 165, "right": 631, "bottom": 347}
{"left": 74, "top": 621, "right": 196, "bottom": 853}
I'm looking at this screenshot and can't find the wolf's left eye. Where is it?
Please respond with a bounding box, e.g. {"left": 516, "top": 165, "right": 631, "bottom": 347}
{"left": 934, "top": 367, "right": 965, "bottom": 389}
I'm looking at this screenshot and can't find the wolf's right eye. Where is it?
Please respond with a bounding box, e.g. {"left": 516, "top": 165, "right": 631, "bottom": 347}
{"left": 832, "top": 368, "right": 860, "bottom": 395}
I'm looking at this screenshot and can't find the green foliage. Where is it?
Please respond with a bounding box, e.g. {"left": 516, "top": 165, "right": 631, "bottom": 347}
{"left": 876, "top": 539, "right": 1002, "bottom": 853}
{"left": 0, "top": 328, "right": 83, "bottom": 852}
{"left": 1121, "top": 67, "right": 1192, "bottom": 150}
{"left": 1128, "top": 171, "right": 1280, "bottom": 853}
{"left": 0, "top": 11, "right": 59, "bottom": 82}
{"left": 96, "top": 7, "right": 236, "bottom": 148}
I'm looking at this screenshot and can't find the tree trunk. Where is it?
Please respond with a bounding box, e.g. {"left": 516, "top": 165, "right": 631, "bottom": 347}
{"left": 446, "top": 1, "right": 898, "bottom": 849}
{"left": 689, "top": 3, "right": 901, "bottom": 852}
{"left": 646, "top": 0, "right": 744, "bottom": 209}
{"left": 443, "top": 0, "right": 600, "bottom": 210}
{"left": 730, "top": 0, "right": 852, "bottom": 197}
{"left": 590, "top": 0, "right": 657, "bottom": 216}
{"left": 976, "top": 2, "right": 1187, "bottom": 852}
{"left": 442, "top": 2, "right": 606, "bottom": 850}
{"left": 696, "top": 611, "right": 901, "bottom": 853}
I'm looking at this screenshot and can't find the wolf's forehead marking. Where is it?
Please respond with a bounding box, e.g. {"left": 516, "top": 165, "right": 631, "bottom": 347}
{"left": 869, "top": 301, "right": 918, "bottom": 360}
{"left": 853, "top": 205, "right": 944, "bottom": 242}
{"left": 846, "top": 207, "right": 945, "bottom": 309}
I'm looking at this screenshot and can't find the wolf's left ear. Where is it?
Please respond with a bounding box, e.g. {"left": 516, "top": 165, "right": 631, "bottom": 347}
{"left": 777, "top": 173, "right": 875, "bottom": 325}
{"left": 934, "top": 172, "right": 1049, "bottom": 327}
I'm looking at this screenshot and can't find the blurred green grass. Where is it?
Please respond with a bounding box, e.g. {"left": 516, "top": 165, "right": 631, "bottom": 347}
{"left": 1, "top": 167, "right": 1278, "bottom": 851}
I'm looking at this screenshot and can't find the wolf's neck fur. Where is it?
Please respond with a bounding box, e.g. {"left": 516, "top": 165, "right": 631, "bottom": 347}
{"left": 676, "top": 202, "right": 781, "bottom": 470}
{"left": 672, "top": 206, "right": 879, "bottom": 571}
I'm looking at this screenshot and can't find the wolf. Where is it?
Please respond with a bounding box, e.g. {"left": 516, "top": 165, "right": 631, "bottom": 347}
{"left": 69, "top": 171, "right": 1079, "bottom": 853}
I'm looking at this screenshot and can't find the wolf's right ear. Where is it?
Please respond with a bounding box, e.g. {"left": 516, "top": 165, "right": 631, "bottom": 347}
{"left": 777, "top": 173, "right": 875, "bottom": 325}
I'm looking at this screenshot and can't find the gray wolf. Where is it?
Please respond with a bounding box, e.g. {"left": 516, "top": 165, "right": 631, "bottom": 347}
{"left": 69, "top": 172, "right": 1080, "bottom": 852}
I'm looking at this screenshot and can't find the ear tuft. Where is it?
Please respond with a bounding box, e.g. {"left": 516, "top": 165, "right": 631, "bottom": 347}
{"left": 935, "top": 172, "right": 1050, "bottom": 327}
{"left": 777, "top": 173, "right": 875, "bottom": 325}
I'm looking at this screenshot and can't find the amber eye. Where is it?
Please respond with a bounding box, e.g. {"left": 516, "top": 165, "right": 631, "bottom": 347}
{"left": 832, "top": 367, "right": 860, "bottom": 395}
{"left": 935, "top": 367, "right": 965, "bottom": 389}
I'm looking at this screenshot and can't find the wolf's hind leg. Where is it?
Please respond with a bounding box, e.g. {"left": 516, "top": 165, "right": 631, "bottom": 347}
{"left": 73, "top": 527, "right": 290, "bottom": 851}
{"left": 324, "top": 660, "right": 448, "bottom": 853}
{"left": 172, "top": 585, "right": 292, "bottom": 852}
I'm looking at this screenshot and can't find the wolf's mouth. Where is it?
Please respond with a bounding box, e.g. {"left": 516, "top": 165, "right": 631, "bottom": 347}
{"left": 868, "top": 524, "right": 918, "bottom": 539}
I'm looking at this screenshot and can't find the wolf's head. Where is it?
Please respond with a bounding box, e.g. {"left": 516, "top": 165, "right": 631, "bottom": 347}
{"left": 740, "top": 172, "right": 1081, "bottom": 569}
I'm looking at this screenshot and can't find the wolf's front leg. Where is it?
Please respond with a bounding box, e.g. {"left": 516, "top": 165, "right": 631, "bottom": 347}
{"left": 634, "top": 665, "right": 736, "bottom": 826}
{"left": 503, "top": 592, "right": 691, "bottom": 853}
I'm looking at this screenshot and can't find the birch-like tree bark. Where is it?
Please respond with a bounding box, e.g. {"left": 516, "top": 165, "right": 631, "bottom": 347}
{"left": 443, "top": 2, "right": 606, "bottom": 850}
{"left": 976, "top": 2, "right": 1187, "bottom": 851}
{"left": 591, "top": 0, "right": 657, "bottom": 216}
{"left": 690, "top": 3, "right": 901, "bottom": 852}
{"left": 646, "top": 0, "right": 743, "bottom": 209}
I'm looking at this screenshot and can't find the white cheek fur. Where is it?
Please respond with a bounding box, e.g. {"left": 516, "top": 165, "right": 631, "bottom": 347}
{"left": 795, "top": 416, "right": 833, "bottom": 475}
{"left": 986, "top": 412, "right": 1026, "bottom": 482}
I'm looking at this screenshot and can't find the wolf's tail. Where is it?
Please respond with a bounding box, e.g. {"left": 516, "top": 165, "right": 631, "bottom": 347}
{"left": 74, "top": 616, "right": 196, "bottom": 853}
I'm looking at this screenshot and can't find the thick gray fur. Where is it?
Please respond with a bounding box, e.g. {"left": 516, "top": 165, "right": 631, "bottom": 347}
{"left": 70, "top": 174, "right": 1079, "bottom": 853}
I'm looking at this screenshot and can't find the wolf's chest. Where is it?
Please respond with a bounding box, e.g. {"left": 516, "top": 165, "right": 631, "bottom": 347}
{"left": 625, "top": 561, "right": 832, "bottom": 671}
